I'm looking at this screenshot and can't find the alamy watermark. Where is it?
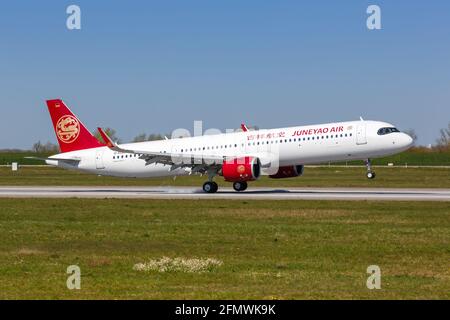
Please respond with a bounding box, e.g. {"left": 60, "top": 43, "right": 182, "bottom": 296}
{"left": 366, "top": 265, "right": 381, "bottom": 289}
{"left": 66, "top": 5, "right": 81, "bottom": 30}
{"left": 65, "top": 5, "right": 381, "bottom": 31}
{"left": 66, "top": 265, "right": 81, "bottom": 290}
{"left": 367, "top": 5, "right": 382, "bottom": 30}
{"left": 158, "top": 120, "right": 282, "bottom": 175}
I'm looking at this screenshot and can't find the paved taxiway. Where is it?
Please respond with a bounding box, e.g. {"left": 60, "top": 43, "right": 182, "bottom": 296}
{"left": 0, "top": 186, "right": 449, "bottom": 201}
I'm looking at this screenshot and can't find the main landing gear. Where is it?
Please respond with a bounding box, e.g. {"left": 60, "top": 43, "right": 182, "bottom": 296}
{"left": 201, "top": 167, "right": 249, "bottom": 193}
{"left": 233, "top": 181, "right": 248, "bottom": 192}
{"left": 203, "top": 181, "right": 219, "bottom": 193}
{"left": 203, "top": 181, "right": 249, "bottom": 193}
{"left": 365, "top": 159, "right": 376, "bottom": 179}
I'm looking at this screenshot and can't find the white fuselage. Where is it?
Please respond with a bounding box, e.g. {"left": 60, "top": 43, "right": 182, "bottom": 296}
{"left": 46, "top": 120, "right": 413, "bottom": 178}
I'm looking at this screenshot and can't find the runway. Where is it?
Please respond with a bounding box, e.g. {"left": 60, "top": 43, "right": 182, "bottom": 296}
{"left": 0, "top": 186, "right": 449, "bottom": 201}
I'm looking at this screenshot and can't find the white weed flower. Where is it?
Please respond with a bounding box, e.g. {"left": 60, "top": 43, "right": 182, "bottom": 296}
{"left": 133, "top": 257, "right": 223, "bottom": 273}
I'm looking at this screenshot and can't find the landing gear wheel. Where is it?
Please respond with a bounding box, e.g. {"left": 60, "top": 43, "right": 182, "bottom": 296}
{"left": 366, "top": 171, "right": 376, "bottom": 179}
{"left": 233, "top": 181, "right": 248, "bottom": 192}
{"left": 365, "top": 159, "right": 376, "bottom": 180}
{"left": 203, "top": 181, "right": 218, "bottom": 193}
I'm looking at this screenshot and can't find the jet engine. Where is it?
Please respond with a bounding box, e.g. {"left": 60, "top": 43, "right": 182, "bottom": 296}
{"left": 221, "top": 157, "right": 261, "bottom": 182}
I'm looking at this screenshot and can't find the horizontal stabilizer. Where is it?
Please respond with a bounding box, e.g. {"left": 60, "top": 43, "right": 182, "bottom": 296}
{"left": 25, "top": 156, "right": 81, "bottom": 164}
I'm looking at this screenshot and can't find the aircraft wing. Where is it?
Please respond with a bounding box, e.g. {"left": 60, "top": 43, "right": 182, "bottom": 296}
{"left": 97, "top": 128, "right": 225, "bottom": 172}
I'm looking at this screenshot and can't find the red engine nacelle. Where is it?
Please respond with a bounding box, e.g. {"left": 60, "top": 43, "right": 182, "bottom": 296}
{"left": 269, "top": 165, "right": 304, "bottom": 179}
{"left": 222, "top": 157, "right": 261, "bottom": 182}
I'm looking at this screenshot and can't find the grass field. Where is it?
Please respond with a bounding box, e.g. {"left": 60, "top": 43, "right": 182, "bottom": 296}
{"left": 0, "top": 199, "right": 448, "bottom": 299}
{"left": 1, "top": 166, "right": 449, "bottom": 188}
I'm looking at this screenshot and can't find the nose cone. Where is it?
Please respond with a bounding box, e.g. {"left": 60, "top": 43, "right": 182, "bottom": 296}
{"left": 400, "top": 133, "right": 414, "bottom": 149}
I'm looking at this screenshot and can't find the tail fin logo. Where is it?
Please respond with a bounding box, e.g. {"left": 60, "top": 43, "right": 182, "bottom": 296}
{"left": 56, "top": 115, "right": 80, "bottom": 144}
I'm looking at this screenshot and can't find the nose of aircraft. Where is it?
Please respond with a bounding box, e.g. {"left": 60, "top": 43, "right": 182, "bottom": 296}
{"left": 400, "top": 133, "right": 414, "bottom": 149}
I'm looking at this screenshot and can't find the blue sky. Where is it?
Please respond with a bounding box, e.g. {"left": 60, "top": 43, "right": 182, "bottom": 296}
{"left": 1, "top": 1, "right": 449, "bottom": 148}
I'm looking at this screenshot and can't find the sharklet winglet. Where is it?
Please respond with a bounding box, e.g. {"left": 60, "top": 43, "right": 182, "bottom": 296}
{"left": 97, "top": 127, "right": 117, "bottom": 148}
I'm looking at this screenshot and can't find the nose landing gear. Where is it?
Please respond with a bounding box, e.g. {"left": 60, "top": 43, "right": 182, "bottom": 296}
{"left": 366, "top": 171, "right": 376, "bottom": 179}
{"left": 365, "top": 159, "right": 376, "bottom": 179}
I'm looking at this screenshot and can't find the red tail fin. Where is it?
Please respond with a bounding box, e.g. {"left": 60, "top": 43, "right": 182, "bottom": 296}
{"left": 46, "top": 99, "right": 105, "bottom": 153}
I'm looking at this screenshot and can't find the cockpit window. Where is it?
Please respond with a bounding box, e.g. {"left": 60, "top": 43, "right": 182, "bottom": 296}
{"left": 377, "top": 127, "right": 400, "bottom": 135}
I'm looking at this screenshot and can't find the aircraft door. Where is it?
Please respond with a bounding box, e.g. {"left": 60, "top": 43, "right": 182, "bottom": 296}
{"left": 95, "top": 151, "right": 105, "bottom": 169}
{"left": 356, "top": 124, "right": 367, "bottom": 145}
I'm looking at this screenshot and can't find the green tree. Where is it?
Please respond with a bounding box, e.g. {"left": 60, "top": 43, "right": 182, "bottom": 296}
{"left": 436, "top": 122, "right": 450, "bottom": 149}
{"left": 132, "top": 133, "right": 148, "bottom": 142}
{"left": 32, "top": 141, "right": 59, "bottom": 153}
{"left": 147, "top": 134, "right": 164, "bottom": 141}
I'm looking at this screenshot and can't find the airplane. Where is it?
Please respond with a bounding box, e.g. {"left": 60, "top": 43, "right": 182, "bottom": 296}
{"left": 31, "top": 99, "right": 414, "bottom": 193}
